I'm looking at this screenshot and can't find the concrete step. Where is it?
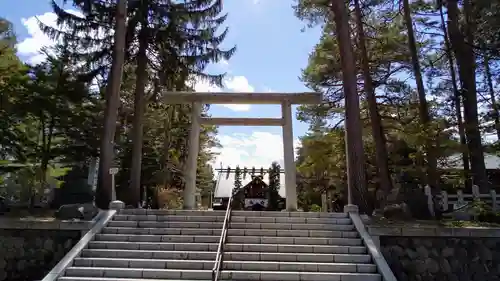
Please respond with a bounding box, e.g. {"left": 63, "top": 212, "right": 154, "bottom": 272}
{"left": 107, "top": 221, "right": 224, "bottom": 229}
{"left": 64, "top": 267, "right": 211, "bottom": 279}
{"left": 226, "top": 236, "right": 363, "bottom": 246}
{"left": 112, "top": 215, "right": 350, "bottom": 225}
{"left": 113, "top": 214, "right": 226, "bottom": 222}
{"left": 224, "top": 252, "right": 372, "bottom": 263}
{"left": 59, "top": 278, "right": 208, "bottom": 281}
{"left": 95, "top": 234, "right": 361, "bottom": 245}
{"left": 73, "top": 257, "right": 215, "bottom": 270}
{"left": 88, "top": 241, "right": 367, "bottom": 254}
{"left": 229, "top": 222, "right": 354, "bottom": 231}
{"left": 64, "top": 267, "right": 381, "bottom": 281}
{"left": 81, "top": 249, "right": 216, "bottom": 260}
{"left": 88, "top": 241, "right": 218, "bottom": 251}
{"left": 118, "top": 209, "right": 348, "bottom": 219}
{"left": 102, "top": 227, "right": 222, "bottom": 236}
{"left": 101, "top": 226, "right": 358, "bottom": 238}
{"left": 223, "top": 270, "right": 381, "bottom": 281}
{"left": 73, "top": 257, "right": 377, "bottom": 273}
{"left": 231, "top": 216, "right": 351, "bottom": 224}
{"left": 119, "top": 209, "right": 226, "bottom": 216}
{"left": 227, "top": 229, "right": 358, "bottom": 238}
{"left": 231, "top": 210, "right": 349, "bottom": 218}
{"left": 82, "top": 248, "right": 371, "bottom": 263}
{"left": 94, "top": 234, "right": 220, "bottom": 243}
{"left": 108, "top": 220, "right": 352, "bottom": 230}
{"left": 226, "top": 243, "right": 367, "bottom": 254}
{"left": 224, "top": 261, "right": 376, "bottom": 273}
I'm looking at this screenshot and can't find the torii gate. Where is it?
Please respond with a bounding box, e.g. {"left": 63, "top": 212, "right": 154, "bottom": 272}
{"left": 164, "top": 91, "right": 322, "bottom": 211}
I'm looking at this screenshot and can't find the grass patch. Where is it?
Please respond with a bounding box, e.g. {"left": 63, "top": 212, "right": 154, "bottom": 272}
{"left": 441, "top": 220, "right": 500, "bottom": 228}
{"left": 368, "top": 217, "right": 500, "bottom": 228}
{"left": 1, "top": 208, "right": 56, "bottom": 221}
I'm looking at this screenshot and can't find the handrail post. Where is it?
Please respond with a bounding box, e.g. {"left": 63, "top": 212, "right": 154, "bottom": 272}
{"left": 211, "top": 192, "right": 233, "bottom": 281}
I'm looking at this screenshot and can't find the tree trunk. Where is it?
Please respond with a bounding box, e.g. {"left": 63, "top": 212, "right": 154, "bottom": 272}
{"left": 447, "top": 0, "right": 489, "bottom": 192}
{"left": 129, "top": 27, "right": 149, "bottom": 207}
{"left": 330, "top": 0, "right": 370, "bottom": 213}
{"left": 402, "top": 0, "right": 438, "bottom": 190}
{"left": 439, "top": 5, "right": 471, "bottom": 189}
{"left": 162, "top": 106, "right": 174, "bottom": 189}
{"left": 483, "top": 55, "right": 500, "bottom": 140}
{"left": 96, "top": 0, "right": 127, "bottom": 209}
{"left": 353, "top": 0, "right": 392, "bottom": 206}
{"left": 40, "top": 116, "right": 55, "bottom": 185}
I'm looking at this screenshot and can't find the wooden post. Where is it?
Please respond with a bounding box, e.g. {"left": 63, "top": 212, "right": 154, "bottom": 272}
{"left": 491, "top": 190, "right": 497, "bottom": 212}
{"left": 457, "top": 190, "right": 465, "bottom": 207}
{"left": 424, "top": 185, "right": 434, "bottom": 217}
{"left": 321, "top": 193, "right": 328, "bottom": 212}
{"left": 472, "top": 185, "right": 480, "bottom": 199}
{"left": 440, "top": 190, "right": 448, "bottom": 211}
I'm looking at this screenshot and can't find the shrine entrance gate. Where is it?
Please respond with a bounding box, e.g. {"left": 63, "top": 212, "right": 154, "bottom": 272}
{"left": 163, "top": 91, "right": 321, "bottom": 211}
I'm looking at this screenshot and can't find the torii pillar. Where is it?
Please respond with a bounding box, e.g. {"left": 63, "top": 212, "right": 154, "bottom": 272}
{"left": 281, "top": 100, "right": 297, "bottom": 211}
{"left": 183, "top": 102, "right": 201, "bottom": 209}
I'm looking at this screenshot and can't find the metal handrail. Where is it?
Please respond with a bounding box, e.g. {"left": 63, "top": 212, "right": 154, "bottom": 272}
{"left": 211, "top": 191, "right": 234, "bottom": 281}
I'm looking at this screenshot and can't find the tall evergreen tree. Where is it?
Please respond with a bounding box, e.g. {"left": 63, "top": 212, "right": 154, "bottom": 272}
{"left": 41, "top": 0, "right": 235, "bottom": 207}
{"left": 234, "top": 166, "right": 242, "bottom": 191}
{"left": 267, "top": 162, "right": 281, "bottom": 211}
{"left": 330, "top": 0, "right": 369, "bottom": 212}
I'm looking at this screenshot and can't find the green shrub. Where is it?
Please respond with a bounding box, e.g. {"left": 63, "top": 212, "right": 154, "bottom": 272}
{"left": 471, "top": 199, "right": 500, "bottom": 224}
{"left": 310, "top": 204, "right": 322, "bottom": 212}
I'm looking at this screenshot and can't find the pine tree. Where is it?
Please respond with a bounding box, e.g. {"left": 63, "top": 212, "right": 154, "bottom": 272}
{"left": 41, "top": 0, "right": 236, "bottom": 206}
{"left": 127, "top": 0, "right": 236, "bottom": 205}
{"left": 267, "top": 162, "right": 281, "bottom": 210}
{"left": 330, "top": 0, "right": 369, "bottom": 212}
{"left": 234, "top": 166, "right": 242, "bottom": 192}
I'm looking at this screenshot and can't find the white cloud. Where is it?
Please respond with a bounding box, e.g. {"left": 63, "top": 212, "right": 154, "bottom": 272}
{"left": 211, "top": 131, "right": 300, "bottom": 169}
{"left": 225, "top": 76, "right": 254, "bottom": 92}
{"left": 221, "top": 76, "right": 253, "bottom": 111}
{"left": 17, "top": 10, "right": 86, "bottom": 64}
{"left": 218, "top": 59, "right": 229, "bottom": 68}
{"left": 17, "top": 12, "right": 59, "bottom": 64}
{"left": 192, "top": 78, "right": 223, "bottom": 93}
{"left": 192, "top": 75, "right": 253, "bottom": 111}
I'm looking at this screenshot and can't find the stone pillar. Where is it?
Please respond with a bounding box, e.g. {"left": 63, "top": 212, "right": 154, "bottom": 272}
{"left": 183, "top": 102, "right": 202, "bottom": 209}
{"left": 281, "top": 101, "right": 298, "bottom": 211}
{"left": 109, "top": 200, "right": 125, "bottom": 210}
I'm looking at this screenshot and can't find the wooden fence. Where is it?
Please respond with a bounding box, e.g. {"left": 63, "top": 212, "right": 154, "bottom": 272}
{"left": 424, "top": 185, "right": 500, "bottom": 215}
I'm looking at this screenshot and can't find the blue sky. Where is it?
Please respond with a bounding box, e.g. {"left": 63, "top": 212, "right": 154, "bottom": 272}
{"left": 3, "top": 0, "right": 322, "bottom": 168}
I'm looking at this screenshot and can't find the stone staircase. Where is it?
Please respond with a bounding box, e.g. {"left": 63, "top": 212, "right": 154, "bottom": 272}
{"left": 56, "top": 209, "right": 381, "bottom": 281}
{"left": 223, "top": 211, "right": 380, "bottom": 281}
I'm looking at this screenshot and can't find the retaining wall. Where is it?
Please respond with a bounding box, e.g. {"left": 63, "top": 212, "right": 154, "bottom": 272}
{"left": 0, "top": 219, "right": 93, "bottom": 281}
{"left": 368, "top": 224, "right": 500, "bottom": 281}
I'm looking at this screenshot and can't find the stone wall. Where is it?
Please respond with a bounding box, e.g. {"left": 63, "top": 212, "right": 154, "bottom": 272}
{"left": 0, "top": 219, "right": 93, "bottom": 281}
{"left": 381, "top": 236, "right": 500, "bottom": 281}
{"left": 368, "top": 225, "right": 500, "bottom": 281}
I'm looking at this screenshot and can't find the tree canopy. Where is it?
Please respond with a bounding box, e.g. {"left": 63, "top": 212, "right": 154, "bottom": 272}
{"left": 0, "top": 0, "right": 232, "bottom": 209}
{"left": 293, "top": 0, "right": 500, "bottom": 214}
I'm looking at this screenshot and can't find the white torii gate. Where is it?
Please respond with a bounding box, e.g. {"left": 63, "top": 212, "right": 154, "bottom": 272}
{"left": 164, "top": 92, "right": 322, "bottom": 211}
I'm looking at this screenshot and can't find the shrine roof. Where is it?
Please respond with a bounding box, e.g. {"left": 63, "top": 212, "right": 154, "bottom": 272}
{"left": 213, "top": 171, "right": 286, "bottom": 198}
